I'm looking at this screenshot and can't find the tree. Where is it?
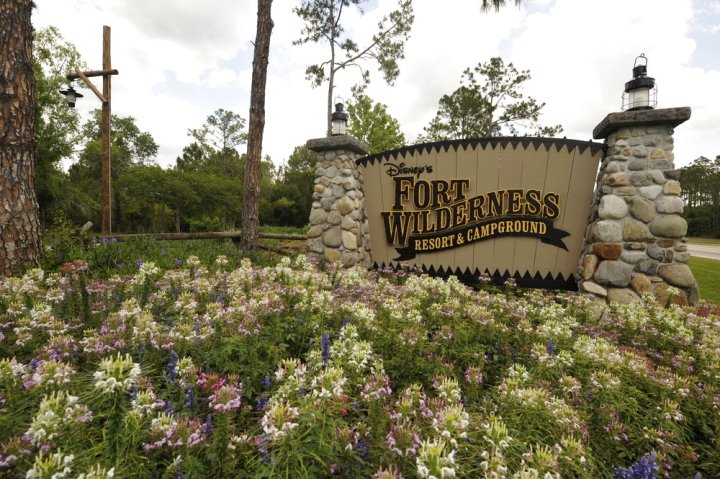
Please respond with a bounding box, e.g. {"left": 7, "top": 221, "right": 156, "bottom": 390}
{"left": 294, "top": 0, "right": 414, "bottom": 135}
{"left": 33, "top": 26, "right": 86, "bottom": 225}
{"left": 679, "top": 155, "right": 720, "bottom": 237}
{"left": 0, "top": 0, "right": 42, "bottom": 275}
{"left": 481, "top": 0, "right": 523, "bottom": 11}
{"left": 241, "top": 0, "right": 273, "bottom": 251}
{"left": 180, "top": 108, "right": 247, "bottom": 177}
{"left": 115, "top": 166, "right": 243, "bottom": 233}
{"left": 347, "top": 91, "right": 405, "bottom": 154}
{"left": 421, "top": 57, "right": 562, "bottom": 142}
{"left": 75, "top": 110, "right": 159, "bottom": 178}
{"left": 262, "top": 145, "right": 318, "bottom": 227}
{"left": 68, "top": 112, "right": 158, "bottom": 228}
{"left": 189, "top": 108, "right": 247, "bottom": 153}
{"left": 175, "top": 142, "right": 206, "bottom": 173}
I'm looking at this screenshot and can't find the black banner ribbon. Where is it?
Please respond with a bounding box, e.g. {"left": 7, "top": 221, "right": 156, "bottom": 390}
{"left": 393, "top": 216, "right": 569, "bottom": 261}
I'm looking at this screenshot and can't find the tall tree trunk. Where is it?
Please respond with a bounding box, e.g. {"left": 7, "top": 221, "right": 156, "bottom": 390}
{"left": 326, "top": 3, "right": 337, "bottom": 136}
{"left": 0, "top": 0, "right": 42, "bottom": 276}
{"left": 240, "top": 0, "right": 273, "bottom": 251}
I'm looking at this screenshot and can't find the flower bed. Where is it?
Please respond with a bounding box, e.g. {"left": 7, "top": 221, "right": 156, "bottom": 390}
{"left": 1, "top": 256, "right": 718, "bottom": 478}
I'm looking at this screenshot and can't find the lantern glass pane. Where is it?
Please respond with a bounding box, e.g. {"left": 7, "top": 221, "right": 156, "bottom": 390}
{"left": 332, "top": 119, "right": 346, "bottom": 135}
{"left": 629, "top": 88, "right": 649, "bottom": 109}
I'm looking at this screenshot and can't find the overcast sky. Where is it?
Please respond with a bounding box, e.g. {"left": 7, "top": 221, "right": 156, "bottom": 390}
{"left": 33, "top": 0, "right": 720, "bottom": 170}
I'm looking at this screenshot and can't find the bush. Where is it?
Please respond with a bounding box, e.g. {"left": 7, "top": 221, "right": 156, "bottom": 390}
{"left": 1, "top": 256, "right": 718, "bottom": 477}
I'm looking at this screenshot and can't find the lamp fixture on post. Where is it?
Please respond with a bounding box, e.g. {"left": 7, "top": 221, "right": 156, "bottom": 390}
{"left": 59, "top": 84, "right": 84, "bottom": 108}
{"left": 331, "top": 100, "right": 348, "bottom": 136}
{"left": 622, "top": 53, "right": 657, "bottom": 111}
{"left": 61, "top": 26, "right": 118, "bottom": 236}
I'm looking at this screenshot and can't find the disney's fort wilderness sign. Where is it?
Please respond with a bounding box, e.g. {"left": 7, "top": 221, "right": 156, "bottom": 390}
{"left": 357, "top": 138, "right": 604, "bottom": 289}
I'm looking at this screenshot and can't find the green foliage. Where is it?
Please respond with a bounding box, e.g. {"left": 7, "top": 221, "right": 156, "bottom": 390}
{"left": 33, "top": 27, "right": 87, "bottom": 226}
{"left": 421, "top": 57, "right": 563, "bottom": 141}
{"left": 77, "top": 110, "right": 160, "bottom": 176}
{"left": 38, "top": 236, "right": 281, "bottom": 279}
{"left": 261, "top": 145, "right": 318, "bottom": 228}
{"left": 178, "top": 109, "right": 247, "bottom": 177}
{"left": 63, "top": 114, "right": 159, "bottom": 229}
{"left": 293, "top": 0, "right": 414, "bottom": 132}
{"left": 680, "top": 155, "right": 720, "bottom": 237}
{"left": 3, "top": 258, "right": 720, "bottom": 477}
{"left": 115, "top": 165, "right": 243, "bottom": 233}
{"left": 40, "top": 213, "right": 87, "bottom": 270}
{"left": 347, "top": 91, "right": 405, "bottom": 154}
{"left": 480, "top": 0, "right": 524, "bottom": 11}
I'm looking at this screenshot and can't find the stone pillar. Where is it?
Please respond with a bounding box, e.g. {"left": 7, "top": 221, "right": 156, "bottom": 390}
{"left": 305, "top": 135, "right": 371, "bottom": 267}
{"left": 579, "top": 107, "right": 699, "bottom": 305}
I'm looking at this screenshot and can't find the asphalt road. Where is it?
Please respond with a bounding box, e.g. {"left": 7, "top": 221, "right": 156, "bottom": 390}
{"left": 688, "top": 243, "right": 720, "bottom": 261}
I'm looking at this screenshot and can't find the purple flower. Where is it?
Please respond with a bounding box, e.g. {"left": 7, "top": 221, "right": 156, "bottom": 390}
{"left": 136, "top": 259, "right": 144, "bottom": 266}
{"left": 613, "top": 452, "right": 657, "bottom": 479}
{"left": 130, "top": 386, "right": 138, "bottom": 402}
{"left": 161, "top": 248, "right": 167, "bottom": 255}
{"left": 103, "top": 237, "right": 110, "bottom": 245}
{"left": 167, "top": 350, "right": 178, "bottom": 384}
{"left": 546, "top": 338, "right": 556, "bottom": 356}
{"left": 262, "top": 376, "right": 272, "bottom": 389}
{"left": 321, "top": 333, "right": 331, "bottom": 365}
{"left": 354, "top": 439, "right": 369, "bottom": 459}
{"left": 256, "top": 395, "right": 268, "bottom": 411}
{"left": 185, "top": 385, "right": 195, "bottom": 408}
{"left": 203, "top": 414, "right": 213, "bottom": 436}
{"left": 164, "top": 399, "right": 174, "bottom": 414}
{"left": 174, "top": 259, "right": 183, "bottom": 266}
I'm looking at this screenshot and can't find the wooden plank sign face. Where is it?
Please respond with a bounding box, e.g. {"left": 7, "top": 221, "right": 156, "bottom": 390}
{"left": 356, "top": 138, "right": 604, "bottom": 289}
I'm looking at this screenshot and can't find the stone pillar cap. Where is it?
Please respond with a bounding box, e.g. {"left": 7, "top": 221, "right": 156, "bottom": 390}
{"left": 306, "top": 135, "right": 369, "bottom": 155}
{"left": 593, "top": 107, "right": 691, "bottom": 139}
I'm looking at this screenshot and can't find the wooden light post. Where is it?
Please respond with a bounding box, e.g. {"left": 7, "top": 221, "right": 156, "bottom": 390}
{"left": 64, "top": 26, "right": 118, "bottom": 235}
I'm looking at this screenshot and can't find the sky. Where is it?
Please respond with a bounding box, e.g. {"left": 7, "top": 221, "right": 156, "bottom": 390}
{"left": 33, "top": 0, "right": 720, "bottom": 170}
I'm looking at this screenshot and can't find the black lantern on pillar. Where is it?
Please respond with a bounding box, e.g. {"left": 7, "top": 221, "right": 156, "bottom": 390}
{"left": 622, "top": 54, "right": 657, "bottom": 111}
{"left": 59, "top": 84, "right": 84, "bottom": 108}
{"left": 331, "top": 101, "right": 348, "bottom": 136}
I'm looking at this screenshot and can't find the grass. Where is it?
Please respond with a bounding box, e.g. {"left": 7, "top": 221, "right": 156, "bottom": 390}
{"left": 689, "top": 256, "right": 720, "bottom": 305}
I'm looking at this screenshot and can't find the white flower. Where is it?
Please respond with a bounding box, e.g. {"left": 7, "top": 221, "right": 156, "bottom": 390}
{"left": 26, "top": 391, "right": 91, "bottom": 445}
{"left": 93, "top": 353, "right": 142, "bottom": 394}
{"left": 25, "top": 450, "right": 74, "bottom": 478}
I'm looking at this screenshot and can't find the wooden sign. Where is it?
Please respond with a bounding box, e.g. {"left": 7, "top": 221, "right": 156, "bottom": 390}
{"left": 357, "top": 138, "right": 604, "bottom": 289}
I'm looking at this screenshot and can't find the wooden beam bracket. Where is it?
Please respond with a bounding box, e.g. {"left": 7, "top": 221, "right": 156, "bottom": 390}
{"left": 75, "top": 71, "right": 107, "bottom": 103}
{"left": 65, "top": 69, "right": 119, "bottom": 80}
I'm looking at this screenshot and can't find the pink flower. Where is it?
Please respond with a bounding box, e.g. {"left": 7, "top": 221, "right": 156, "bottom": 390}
{"left": 209, "top": 383, "right": 243, "bottom": 412}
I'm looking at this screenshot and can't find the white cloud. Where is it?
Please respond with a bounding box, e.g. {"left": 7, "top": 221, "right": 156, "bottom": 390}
{"left": 34, "top": 0, "right": 720, "bottom": 169}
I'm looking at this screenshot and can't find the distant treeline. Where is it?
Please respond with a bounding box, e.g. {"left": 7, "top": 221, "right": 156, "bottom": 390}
{"left": 679, "top": 156, "right": 720, "bottom": 237}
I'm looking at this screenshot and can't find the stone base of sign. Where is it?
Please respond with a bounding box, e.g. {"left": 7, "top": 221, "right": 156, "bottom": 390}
{"left": 578, "top": 107, "right": 699, "bottom": 305}
{"left": 306, "top": 135, "right": 371, "bottom": 267}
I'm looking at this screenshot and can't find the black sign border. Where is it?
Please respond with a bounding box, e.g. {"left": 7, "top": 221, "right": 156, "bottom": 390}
{"left": 356, "top": 137, "right": 605, "bottom": 168}
{"left": 371, "top": 262, "right": 578, "bottom": 291}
